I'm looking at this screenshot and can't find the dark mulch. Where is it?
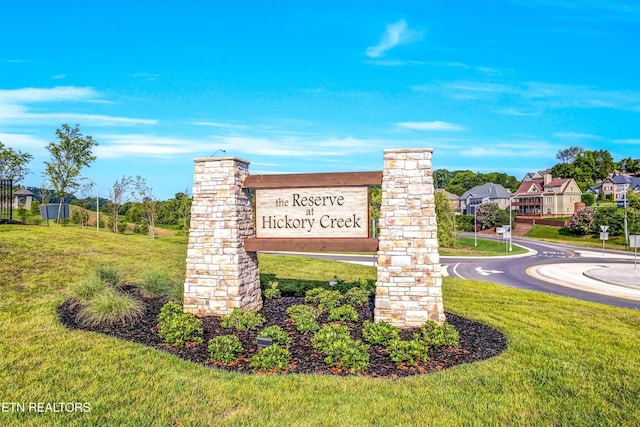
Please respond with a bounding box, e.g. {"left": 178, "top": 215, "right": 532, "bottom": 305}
{"left": 57, "top": 287, "right": 507, "bottom": 379}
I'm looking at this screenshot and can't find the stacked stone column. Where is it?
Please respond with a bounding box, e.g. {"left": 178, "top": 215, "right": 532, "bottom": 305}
{"left": 183, "top": 157, "right": 262, "bottom": 316}
{"left": 374, "top": 148, "right": 445, "bottom": 327}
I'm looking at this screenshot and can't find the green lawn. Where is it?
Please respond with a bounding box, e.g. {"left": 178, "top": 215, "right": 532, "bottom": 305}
{"left": 440, "top": 237, "right": 528, "bottom": 256}
{"left": 1, "top": 225, "right": 639, "bottom": 425}
{"left": 524, "top": 225, "right": 630, "bottom": 250}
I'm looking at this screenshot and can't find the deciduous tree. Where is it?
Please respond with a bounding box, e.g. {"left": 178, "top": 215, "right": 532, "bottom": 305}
{"left": 0, "top": 141, "right": 33, "bottom": 184}
{"left": 43, "top": 124, "right": 97, "bottom": 223}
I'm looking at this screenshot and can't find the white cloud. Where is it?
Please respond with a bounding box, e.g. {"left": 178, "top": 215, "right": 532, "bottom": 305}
{"left": 365, "top": 20, "right": 421, "bottom": 58}
{"left": 0, "top": 86, "right": 156, "bottom": 127}
{"left": 397, "top": 121, "right": 464, "bottom": 131}
{"left": 552, "top": 132, "right": 600, "bottom": 139}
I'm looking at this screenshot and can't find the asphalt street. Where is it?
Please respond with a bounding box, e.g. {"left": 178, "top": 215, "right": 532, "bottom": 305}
{"left": 263, "top": 237, "right": 640, "bottom": 310}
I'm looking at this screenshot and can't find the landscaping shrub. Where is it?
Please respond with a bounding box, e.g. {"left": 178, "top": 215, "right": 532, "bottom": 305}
{"left": 345, "top": 286, "right": 370, "bottom": 306}
{"left": 95, "top": 264, "right": 121, "bottom": 287}
{"left": 157, "top": 301, "right": 204, "bottom": 347}
{"left": 421, "top": 321, "right": 460, "bottom": 348}
{"left": 257, "top": 325, "right": 291, "bottom": 348}
{"left": 139, "top": 269, "right": 175, "bottom": 299}
{"left": 313, "top": 324, "right": 369, "bottom": 374}
{"left": 286, "top": 304, "right": 320, "bottom": 334}
{"left": 263, "top": 281, "right": 281, "bottom": 300}
{"left": 70, "top": 276, "right": 108, "bottom": 304}
{"left": 362, "top": 320, "right": 400, "bottom": 346}
{"left": 305, "top": 288, "right": 343, "bottom": 312}
{"left": 250, "top": 344, "right": 291, "bottom": 373}
{"left": 387, "top": 337, "right": 429, "bottom": 367}
{"left": 327, "top": 304, "right": 358, "bottom": 323}
{"left": 208, "top": 335, "right": 244, "bottom": 364}
{"left": 75, "top": 288, "right": 145, "bottom": 327}
{"left": 220, "top": 307, "right": 265, "bottom": 332}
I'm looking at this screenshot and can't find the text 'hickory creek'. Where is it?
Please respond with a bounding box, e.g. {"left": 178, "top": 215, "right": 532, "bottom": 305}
{"left": 260, "top": 214, "right": 364, "bottom": 233}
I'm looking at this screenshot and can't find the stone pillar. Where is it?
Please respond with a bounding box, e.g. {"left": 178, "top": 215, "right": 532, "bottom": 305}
{"left": 374, "top": 148, "right": 445, "bottom": 327}
{"left": 183, "top": 157, "right": 262, "bottom": 316}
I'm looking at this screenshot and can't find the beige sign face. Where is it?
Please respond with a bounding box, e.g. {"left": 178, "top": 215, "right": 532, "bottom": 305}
{"left": 255, "top": 186, "right": 369, "bottom": 238}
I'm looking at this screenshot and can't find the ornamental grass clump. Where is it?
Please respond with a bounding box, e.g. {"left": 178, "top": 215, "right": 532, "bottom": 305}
{"left": 75, "top": 288, "right": 145, "bottom": 328}
{"left": 286, "top": 304, "right": 320, "bottom": 333}
{"left": 362, "top": 320, "right": 400, "bottom": 346}
{"left": 94, "top": 264, "right": 122, "bottom": 288}
{"left": 220, "top": 308, "right": 265, "bottom": 332}
{"left": 70, "top": 275, "right": 108, "bottom": 304}
{"left": 208, "top": 335, "right": 244, "bottom": 364}
{"left": 157, "top": 301, "right": 204, "bottom": 347}
{"left": 139, "top": 269, "right": 177, "bottom": 299}
{"left": 250, "top": 344, "right": 291, "bottom": 373}
{"left": 257, "top": 325, "right": 292, "bottom": 348}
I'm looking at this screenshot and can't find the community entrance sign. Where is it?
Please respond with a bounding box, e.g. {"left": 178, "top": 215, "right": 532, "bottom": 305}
{"left": 255, "top": 186, "right": 368, "bottom": 238}
{"left": 184, "top": 148, "right": 445, "bottom": 327}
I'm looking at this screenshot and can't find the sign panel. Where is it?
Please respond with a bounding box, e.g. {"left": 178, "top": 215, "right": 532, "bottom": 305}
{"left": 255, "top": 186, "right": 369, "bottom": 238}
{"left": 599, "top": 232, "right": 609, "bottom": 240}
{"left": 630, "top": 235, "right": 640, "bottom": 248}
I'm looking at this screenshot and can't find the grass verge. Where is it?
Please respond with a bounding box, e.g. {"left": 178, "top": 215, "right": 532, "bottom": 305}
{"left": 1, "top": 225, "right": 639, "bottom": 425}
{"left": 440, "top": 237, "right": 528, "bottom": 256}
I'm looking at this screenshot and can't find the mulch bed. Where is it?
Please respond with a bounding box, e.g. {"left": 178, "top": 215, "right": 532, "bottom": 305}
{"left": 57, "top": 287, "right": 507, "bottom": 378}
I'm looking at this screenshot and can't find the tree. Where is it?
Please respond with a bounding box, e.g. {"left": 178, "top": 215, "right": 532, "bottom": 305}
{"left": 43, "top": 124, "right": 97, "bottom": 223}
{"left": 435, "top": 191, "right": 455, "bottom": 248}
{"left": 581, "top": 193, "right": 595, "bottom": 207}
{"left": 591, "top": 207, "right": 625, "bottom": 236}
{"left": 568, "top": 207, "right": 595, "bottom": 235}
{"left": 0, "top": 141, "right": 33, "bottom": 184}
{"left": 556, "top": 146, "right": 584, "bottom": 164}
{"left": 108, "top": 176, "right": 132, "bottom": 233}
{"left": 433, "top": 169, "right": 455, "bottom": 189}
{"left": 133, "top": 175, "right": 159, "bottom": 239}
{"left": 475, "top": 203, "right": 504, "bottom": 230}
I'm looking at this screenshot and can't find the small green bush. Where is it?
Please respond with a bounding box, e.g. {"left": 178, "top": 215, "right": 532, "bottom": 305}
{"left": 327, "top": 305, "right": 358, "bottom": 323}
{"left": 95, "top": 264, "right": 121, "bottom": 287}
{"left": 345, "top": 286, "right": 370, "bottom": 306}
{"left": 388, "top": 337, "right": 429, "bottom": 367}
{"left": 286, "top": 304, "right": 320, "bottom": 334}
{"left": 257, "top": 325, "right": 291, "bottom": 348}
{"left": 157, "top": 301, "right": 204, "bottom": 347}
{"left": 362, "top": 320, "right": 400, "bottom": 346}
{"left": 75, "top": 288, "right": 144, "bottom": 327}
{"left": 250, "top": 345, "right": 291, "bottom": 373}
{"left": 263, "top": 281, "right": 281, "bottom": 300}
{"left": 312, "top": 323, "right": 351, "bottom": 353}
{"left": 305, "top": 288, "right": 343, "bottom": 312}
{"left": 421, "top": 321, "right": 460, "bottom": 348}
{"left": 208, "top": 335, "right": 244, "bottom": 363}
{"left": 220, "top": 307, "right": 265, "bottom": 332}
{"left": 313, "top": 324, "right": 369, "bottom": 374}
{"left": 70, "top": 276, "right": 108, "bottom": 303}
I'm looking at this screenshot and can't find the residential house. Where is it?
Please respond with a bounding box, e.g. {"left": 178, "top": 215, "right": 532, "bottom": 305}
{"left": 460, "top": 183, "right": 511, "bottom": 215}
{"left": 513, "top": 173, "right": 582, "bottom": 217}
{"left": 588, "top": 173, "right": 640, "bottom": 201}
{"left": 435, "top": 188, "right": 461, "bottom": 211}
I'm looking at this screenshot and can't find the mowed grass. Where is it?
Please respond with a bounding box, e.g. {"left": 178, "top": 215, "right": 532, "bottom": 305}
{"left": 525, "top": 225, "right": 630, "bottom": 250}
{"left": 1, "top": 225, "right": 640, "bottom": 426}
{"left": 440, "top": 237, "right": 528, "bottom": 257}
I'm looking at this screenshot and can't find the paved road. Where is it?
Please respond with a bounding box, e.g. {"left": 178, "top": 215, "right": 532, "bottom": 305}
{"left": 263, "top": 237, "right": 640, "bottom": 310}
{"left": 446, "top": 237, "right": 640, "bottom": 310}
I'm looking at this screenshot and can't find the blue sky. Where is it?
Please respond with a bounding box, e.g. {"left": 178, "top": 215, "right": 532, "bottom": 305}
{"left": 1, "top": 0, "right": 639, "bottom": 200}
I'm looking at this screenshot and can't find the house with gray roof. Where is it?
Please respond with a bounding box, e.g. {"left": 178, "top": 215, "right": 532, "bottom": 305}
{"left": 460, "top": 183, "right": 512, "bottom": 215}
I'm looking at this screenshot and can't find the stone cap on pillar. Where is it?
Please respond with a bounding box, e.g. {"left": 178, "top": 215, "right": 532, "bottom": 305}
{"left": 193, "top": 156, "right": 251, "bottom": 165}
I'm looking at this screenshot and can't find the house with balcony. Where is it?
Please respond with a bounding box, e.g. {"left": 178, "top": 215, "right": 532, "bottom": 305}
{"left": 460, "top": 183, "right": 511, "bottom": 215}
{"left": 513, "top": 173, "right": 582, "bottom": 217}
{"left": 588, "top": 173, "right": 640, "bottom": 201}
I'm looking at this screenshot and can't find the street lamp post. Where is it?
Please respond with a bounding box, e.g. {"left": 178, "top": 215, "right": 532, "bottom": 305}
{"left": 474, "top": 203, "right": 477, "bottom": 247}
{"left": 509, "top": 196, "right": 513, "bottom": 252}
{"left": 80, "top": 177, "right": 99, "bottom": 232}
